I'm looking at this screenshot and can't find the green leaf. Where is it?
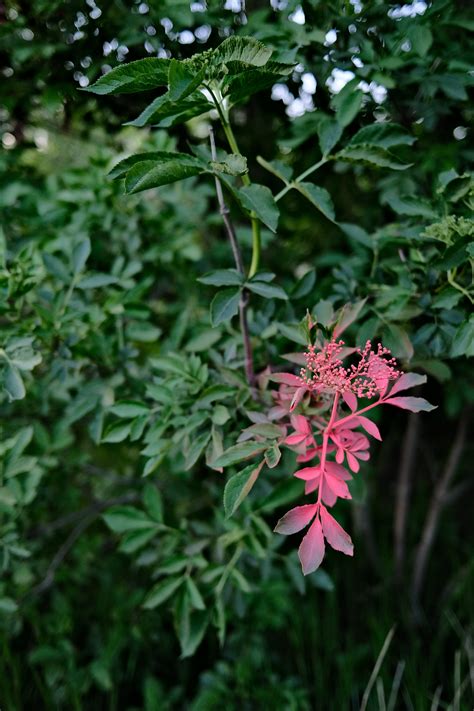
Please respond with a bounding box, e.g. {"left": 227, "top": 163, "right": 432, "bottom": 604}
{"left": 72, "top": 238, "right": 91, "bottom": 274}
{"left": 119, "top": 529, "right": 158, "bottom": 554}
{"left": 407, "top": 25, "right": 433, "bottom": 57}
{"left": 383, "top": 324, "right": 414, "bottom": 361}
{"left": 315, "top": 115, "right": 343, "bottom": 155}
{"left": 186, "top": 577, "right": 206, "bottom": 610}
{"left": 214, "top": 441, "right": 266, "bottom": 468}
{"left": 103, "top": 506, "right": 157, "bottom": 533}
{"left": 349, "top": 123, "right": 415, "bottom": 148}
{"left": 127, "top": 93, "right": 212, "bottom": 128}
{"left": 185, "top": 330, "right": 221, "bottom": 352}
{"left": 142, "top": 577, "right": 184, "bottom": 610}
{"left": 210, "top": 289, "right": 240, "bottom": 327}
{"left": 121, "top": 154, "right": 206, "bottom": 194}
{"left": 102, "top": 422, "right": 132, "bottom": 443}
{"left": 223, "top": 460, "right": 264, "bottom": 518}
{"left": 293, "top": 182, "right": 335, "bottom": 222}
{"left": 210, "top": 153, "right": 248, "bottom": 177}
{"left": 42, "top": 253, "right": 70, "bottom": 282}
{"left": 210, "top": 36, "right": 273, "bottom": 70}
{"left": 3, "top": 365, "right": 25, "bottom": 401}
{"left": 168, "top": 59, "right": 205, "bottom": 102}
{"left": 256, "top": 156, "right": 293, "bottom": 184}
{"left": 451, "top": 317, "right": 474, "bottom": 358}
{"left": 239, "top": 184, "right": 279, "bottom": 232}
{"left": 109, "top": 401, "right": 149, "bottom": 418}
{"left": 334, "top": 89, "right": 363, "bottom": 128}
{"left": 385, "top": 194, "right": 438, "bottom": 219}
{"left": 222, "top": 62, "right": 294, "bottom": 105}
{"left": 198, "top": 269, "right": 243, "bottom": 287}
{"left": 184, "top": 430, "right": 211, "bottom": 470}
{"left": 336, "top": 144, "right": 411, "bottom": 170}
{"left": 264, "top": 443, "right": 281, "bottom": 469}
{"left": 85, "top": 58, "right": 170, "bottom": 95}
{"left": 246, "top": 280, "right": 287, "bottom": 300}
{"left": 77, "top": 273, "right": 119, "bottom": 289}
{"left": 142, "top": 484, "right": 163, "bottom": 523}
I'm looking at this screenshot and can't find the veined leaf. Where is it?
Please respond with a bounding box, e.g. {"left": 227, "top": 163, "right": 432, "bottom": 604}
{"left": 168, "top": 59, "right": 205, "bottom": 102}
{"left": 239, "top": 184, "right": 279, "bottom": 232}
{"left": 214, "top": 441, "right": 266, "bottom": 468}
{"left": 198, "top": 269, "right": 243, "bottom": 287}
{"left": 224, "top": 460, "right": 264, "bottom": 518}
{"left": 142, "top": 577, "right": 184, "bottom": 609}
{"left": 210, "top": 36, "right": 273, "bottom": 69}
{"left": 293, "top": 182, "right": 335, "bottom": 222}
{"left": 349, "top": 123, "right": 415, "bottom": 148}
{"left": 85, "top": 58, "right": 170, "bottom": 95}
{"left": 210, "top": 289, "right": 240, "bottom": 327}
{"left": 336, "top": 144, "right": 412, "bottom": 170}
{"left": 127, "top": 92, "right": 212, "bottom": 128}
{"left": 246, "top": 280, "right": 287, "bottom": 300}
{"left": 109, "top": 151, "right": 205, "bottom": 180}
{"left": 122, "top": 155, "right": 206, "bottom": 194}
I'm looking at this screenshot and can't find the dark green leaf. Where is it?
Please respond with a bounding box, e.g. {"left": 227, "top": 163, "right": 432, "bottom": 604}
{"left": 214, "top": 441, "right": 266, "bottom": 468}
{"left": 239, "top": 184, "right": 279, "bottom": 232}
{"left": 103, "top": 506, "right": 157, "bottom": 533}
{"left": 349, "top": 123, "right": 415, "bottom": 148}
{"left": 168, "top": 59, "right": 205, "bottom": 101}
{"left": 198, "top": 269, "right": 243, "bottom": 287}
{"left": 142, "top": 577, "right": 183, "bottom": 609}
{"left": 85, "top": 58, "right": 170, "bottom": 95}
{"left": 294, "top": 182, "right": 335, "bottom": 221}
{"left": 245, "top": 281, "right": 287, "bottom": 300}
{"left": 210, "top": 289, "right": 240, "bottom": 327}
{"left": 223, "top": 460, "right": 264, "bottom": 518}
{"left": 336, "top": 144, "right": 411, "bottom": 170}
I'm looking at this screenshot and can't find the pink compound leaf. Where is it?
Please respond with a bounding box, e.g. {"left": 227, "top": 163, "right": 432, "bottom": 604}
{"left": 384, "top": 396, "right": 437, "bottom": 413}
{"left": 298, "top": 516, "right": 325, "bottom": 575}
{"left": 325, "top": 475, "right": 352, "bottom": 499}
{"left": 387, "top": 372, "right": 427, "bottom": 396}
{"left": 320, "top": 505, "right": 354, "bottom": 556}
{"left": 274, "top": 504, "right": 318, "bottom": 535}
{"left": 268, "top": 372, "right": 302, "bottom": 386}
{"left": 294, "top": 466, "right": 321, "bottom": 481}
{"left": 342, "top": 391, "right": 358, "bottom": 411}
{"left": 355, "top": 415, "right": 382, "bottom": 441}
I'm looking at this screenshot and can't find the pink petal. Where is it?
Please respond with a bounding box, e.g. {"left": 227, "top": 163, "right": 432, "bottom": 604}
{"left": 336, "top": 448, "right": 344, "bottom": 464}
{"left": 388, "top": 372, "right": 427, "bottom": 396}
{"left": 294, "top": 466, "right": 321, "bottom": 481}
{"left": 356, "top": 415, "right": 382, "bottom": 441}
{"left": 346, "top": 452, "right": 360, "bottom": 473}
{"left": 383, "top": 396, "right": 436, "bottom": 413}
{"left": 298, "top": 516, "right": 325, "bottom": 575}
{"left": 325, "top": 475, "right": 352, "bottom": 499}
{"left": 274, "top": 504, "right": 318, "bottom": 535}
{"left": 342, "top": 391, "right": 358, "bottom": 412}
{"left": 320, "top": 505, "right": 354, "bottom": 556}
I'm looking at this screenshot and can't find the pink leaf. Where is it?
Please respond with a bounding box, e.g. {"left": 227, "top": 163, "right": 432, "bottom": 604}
{"left": 305, "top": 478, "right": 319, "bottom": 495}
{"left": 285, "top": 433, "right": 308, "bottom": 446}
{"left": 320, "top": 505, "right": 354, "bottom": 556}
{"left": 388, "top": 372, "right": 427, "bottom": 397}
{"left": 383, "top": 396, "right": 436, "bottom": 413}
{"left": 356, "top": 415, "right": 382, "bottom": 441}
{"left": 268, "top": 372, "right": 302, "bottom": 386}
{"left": 333, "top": 299, "right": 367, "bottom": 338}
{"left": 346, "top": 452, "right": 360, "bottom": 473}
{"left": 274, "top": 504, "right": 318, "bottom": 535}
{"left": 342, "top": 391, "right": 358, "bottom": 412}
{"left": 325, "top": 475, "right": 352, "bottom": 499}
{"left": 290, "top": 386, "right": 307, "bottom": 412}
{"left": 325, "top": 461, "right": 352, "bottom": 480}
{"left": 321, "top": 480, "right": 338, "bottom": 506}
{"left": 290, "top": 414, "right": 311, "bottom": 435}
{"left": 294, "top": 466, "right": 321, "bottom": 481}
{"left": 298, "top": 516, "right": 325, "bottom": 575}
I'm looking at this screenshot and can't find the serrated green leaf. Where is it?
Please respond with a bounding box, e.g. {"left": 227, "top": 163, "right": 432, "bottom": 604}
{"left": 239, "top": 184, "right": 279, "bottom": 232}
{"left": 210, "top": 36, "right": 273, "bottom": 69}
{"left": 85, "top": 58, "right": 170, "bottom": 95}
{"left": 198, "top": 269, "right": 243, "bottom": 287}
{"left": 264, "top": 443, "right": 281, "bottom": 469}
{"left": 294, "top": 182, "right": 335, "bottom": 222}
{"left": 109, "top": 401, "right": 149, "bottom": 418}
{"left": 214, "top": 441, "right": 266, "bottom": 468}
{"left": 245, "top": 280, "right": 287, "bottom": 300}
{"left": 336, "top": 144, "right": 411, "bottom": 170}
{"left": 223, "top": 460, "right": 264, "bottom": 518}
{"left": 210, "top": 289, "right": 240, "bottom": 327}
{"left": 143, "top": 577, "right": 184, "bottom": 609}
{"left": 127, "top": 92, "right": 212, "bottom": 128}
{"left": 334, "top": 89, "right": 363, "bottom": 128}
{"left": 349, "top": 123, "right": 415, "bottom": 148}
{"left": 123, "top": 155, "right": 206, "bottom": 194}
{"left": 168, "top": 59, "right": 205, "bottom": 102}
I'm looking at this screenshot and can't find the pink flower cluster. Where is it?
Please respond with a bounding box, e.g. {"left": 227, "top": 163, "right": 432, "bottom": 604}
{"left": 269, "top": 339, "right": 435, "bottom": 575}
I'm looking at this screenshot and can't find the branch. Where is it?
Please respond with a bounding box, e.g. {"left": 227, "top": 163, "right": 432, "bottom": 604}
{"left": 411, "top": 409, "right": 469, "bottom": 609}
{"left": 393, "top": 413, "right": 420, "bottom": 580}
{"left": 209, "top": 127, "right": 255, "bottom": 387}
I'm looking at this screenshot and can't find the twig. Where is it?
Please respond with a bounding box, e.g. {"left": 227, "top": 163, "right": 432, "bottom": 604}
{"left": 411, "top": 410, "right": 469, "bottom": 609}
{"left": 24, "top": 493, "right": 138, "bottom": 599}
{"left": 394, "top": 414, "right": 420, "bottom": 580}
{"left": 209, "top": 127, "right": 255, "bottom": 387}
{"left": 360, "top": 626, "right": 396, "bottom": 711}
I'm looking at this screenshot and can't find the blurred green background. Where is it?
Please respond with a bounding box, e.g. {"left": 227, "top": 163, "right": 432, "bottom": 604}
{"left": 0, "top": 1, "right": 473, "bottom": 709}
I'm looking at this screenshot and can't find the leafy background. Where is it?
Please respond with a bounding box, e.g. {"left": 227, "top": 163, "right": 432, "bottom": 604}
{"left": 0, "top": 1, "right": 473, "bottom": 709}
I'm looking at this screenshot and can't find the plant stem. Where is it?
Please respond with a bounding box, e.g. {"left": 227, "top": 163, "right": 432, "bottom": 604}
{"left": 275, "top": 158, "right": 328, "bottom": 203}
{"left": 207, "top": 86, "right": 261, "bottom": 277}
{"left": 317, "top": 392, "right": 340, "bottom": 506}
{"left": 209, "top": 128, "right": 255, "bottom": 387}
